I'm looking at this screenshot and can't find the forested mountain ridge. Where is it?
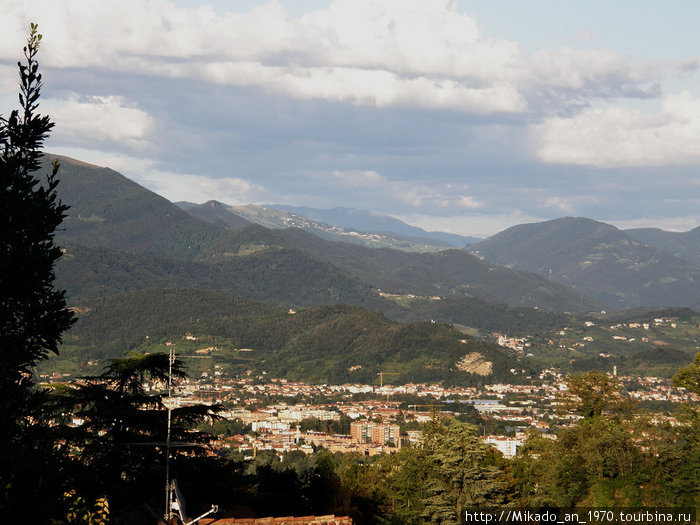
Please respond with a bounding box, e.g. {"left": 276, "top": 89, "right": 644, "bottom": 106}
{"left": 177, "top": 199, "right": 251, "bottom": 230}
{"left": 48, "top": 155, "right": 602, "bottom": 313}
{"left": 44, "top": 156, "right": 700, "bottom": 385}
{"left": 52, "top": 288, "right": 521, "bottom": 385}
{"left": 56, "top": 241, "right": 389, "bottom": 310}
{"left": 50, "top": 155, "right": 229, "bottom": 260}
{"left": 467, "top": 217, "right": 700, "bottom": 310}
{"left": 218, "top": 226, "right": 605, "bottom": 312}
{"left": 625, "top": 225, "right": 700, "bottom": 266}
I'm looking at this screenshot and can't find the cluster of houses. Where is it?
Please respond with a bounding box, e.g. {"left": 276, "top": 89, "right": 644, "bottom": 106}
{"left": 152, "top": 369, "right": 696, "bottom": 461}
{"left": 44, "top": 358, "right": 697, "bottom": 462}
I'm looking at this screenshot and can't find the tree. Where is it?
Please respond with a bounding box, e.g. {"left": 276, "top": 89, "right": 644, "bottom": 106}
{"left": 0, "top": 23, "right": 76, "bottom": 519}
{"left": 0, "top": 22, "right": 75, "bottom": 434}
{"left": 673, "top": 351, "right": 700, "bottom": 395}
{"left": 50, "top": 352, "right": 221, "bottom": 516}
{"left": 670, "top": 352, "right": 700, "bottom": 507}
{"left": 508, "top": 364, "right": 699, "bottom": 509}
{"left": 560, "top": 370, "right": 631, "bottom": 419}
{"left": 421, "top": 420, "right": 503, "bottom": 524}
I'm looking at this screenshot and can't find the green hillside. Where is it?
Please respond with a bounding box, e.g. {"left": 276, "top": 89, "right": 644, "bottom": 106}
{"left": 468, "top": 217, "right": 700, "bottom": 310}
{"left": 387, "top": 295, "right": 572, "bottom": 335}
{"left": 626, "top": 226, "right": 700, "bottom": 266}
{"left": 520, "top": 307, "right": 700, "bottom": 377}
{"left": 49, "top": 286, "right": 698, "bottom": 381}
{"left": 50, "top": 155, "right": 229, "bottom": 260}
{"left": 56, "top": 242, "right": 388, "bottom": 310}
{"left": 47, "top": 289, "right": 521, "bottom": 385}
{"left": 245, "top": 228, "right": 604, "bottom": 313}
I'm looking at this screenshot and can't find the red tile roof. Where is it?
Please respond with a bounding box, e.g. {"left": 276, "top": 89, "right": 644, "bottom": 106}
{"left": 199, "top": 515, "right": 352, "bottom": 524}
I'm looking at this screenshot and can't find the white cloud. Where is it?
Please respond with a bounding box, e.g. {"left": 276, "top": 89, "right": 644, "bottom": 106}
{"left": 138, "top": 170, "right": 265, "bottom": 205}
{"left": 388, "top": 180, "right": 483, "bottom": 210}
{"left": 0, "top": 64, "right": 18, "bottom": 97}
{"left": 46, "top": 147, "right": 266, "bottom": 204}
{"left": 457, "top": 195, "right": 483, "bottom": 209}
{"left": 204, "top": 61, "right": 525, "bottom": 112}
{"left": 544, "top": 197, "right": 573, "bottom": 214}
{"left": 331, "top": 169, "right": 385, "bottom": 188}
{"left": 324, "top": 172, "right": 485, "bottom": 211}
{"left": 302, "top": 0, "right": 520, "bottom": 80}
{"left": 529, "top": 47, "right": 659, "bottom": 95}
{"left": 43, "top": 95, "right": 155, "bottom": 152}
{"left": 543, "top": 195, "right": 599, "bottom": 214}
{"left": 3, "top": 0, "right": 657, "bottom": 116}
{"left": 533, "top": 90, "right": 700, "bottom": 167}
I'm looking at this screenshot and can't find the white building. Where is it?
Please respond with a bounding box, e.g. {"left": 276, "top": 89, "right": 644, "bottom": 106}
{"left": 483, "top": 435, "right": 525, "bottom": 458}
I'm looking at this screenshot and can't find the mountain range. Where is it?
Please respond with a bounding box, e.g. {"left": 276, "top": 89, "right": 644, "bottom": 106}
{"left": 625, "top": 226, "right": 700, "bottom": 266}
{"left": 50, "top": 154, "right": 700, "bottom": 314}
{"left": 467, "top": 217, "right": 700, "bottom": 310}
{"left": 41, "top": 154, "right": 699, "bottom": 382}
{"left": 50, "top": 155, "right": 600, "bottom": 314}
{"left": 177, "top": 200, "right": 470, "bottom": 252}
{"left": 268, "top": 204, "right": 479, "bottom": 246}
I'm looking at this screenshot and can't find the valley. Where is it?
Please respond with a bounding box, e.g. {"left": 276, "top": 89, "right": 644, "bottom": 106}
{"left": 4, "top": 10, "right": 700, "bottom": 522}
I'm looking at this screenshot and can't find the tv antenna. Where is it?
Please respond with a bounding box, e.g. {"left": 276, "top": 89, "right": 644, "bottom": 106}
{"left": 163, "top": 345, "right": 218, "bottom": 524}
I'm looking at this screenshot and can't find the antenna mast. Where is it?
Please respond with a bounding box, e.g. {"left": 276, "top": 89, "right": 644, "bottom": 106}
{"left": 163, "top": 345, "right": 218, "bottom": 524}
{"left": 164, "top": 345, "right": 174, "bottom": 521}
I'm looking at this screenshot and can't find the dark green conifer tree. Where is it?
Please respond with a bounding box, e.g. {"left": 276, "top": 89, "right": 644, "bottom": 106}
{"left": 0, "top": 23, "right": 76, "bottom": 518}
{"left": 421, "top": 420, "right": 504, "bottom": 524}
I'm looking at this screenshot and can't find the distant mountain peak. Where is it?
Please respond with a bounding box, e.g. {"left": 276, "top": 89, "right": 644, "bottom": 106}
{"left": 50, "top": 153, "right": 105, "bottom": 170}
{"left": 468, "top": 217, "right": 700, "bottom": 310}
{"left": 267, "top": 204, "right": 481, "bottom": 248}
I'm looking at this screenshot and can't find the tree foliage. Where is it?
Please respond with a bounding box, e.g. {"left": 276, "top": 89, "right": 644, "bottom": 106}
{"left": 511, "top": 366, "right": 699, "bottom": 508}
{"left": 0, "top": 21, "right": 75, "bottom": 427}
{"left": 560, "top": 370, "right": 631, "bottom": 419}
{"left": 48, "top": 352, "right": 219, "bottom": 516}
{"left": 0, "top": 24, "right": 76, "bottom": 520}
{"left": 421, "top": 420, "right": 504, "bottom": 523}
{"left": 670, "top": 352, "right": 700, "bottom": 507}
{"left": 673, "top": 351, "right": 700, "bottom": 395}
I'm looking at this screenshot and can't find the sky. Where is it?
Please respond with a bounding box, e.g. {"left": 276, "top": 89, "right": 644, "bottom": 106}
{"left": 1, "top": 0, "right": 699, "bottom": 237}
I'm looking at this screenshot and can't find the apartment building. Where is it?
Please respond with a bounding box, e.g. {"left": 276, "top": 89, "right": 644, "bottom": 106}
{"left": 350, "top": 420, "right": 401, "bottom": 448}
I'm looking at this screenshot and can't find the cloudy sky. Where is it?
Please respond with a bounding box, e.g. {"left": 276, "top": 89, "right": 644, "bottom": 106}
{"left": 1, "top": 0, "right": 699, "bottom": 237}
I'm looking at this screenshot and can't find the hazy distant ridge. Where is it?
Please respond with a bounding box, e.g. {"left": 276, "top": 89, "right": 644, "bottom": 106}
{"left": 178, "top": 201, "right": 458, "bottom": 253}
{"left": 271, "top": 204, "right": 480, "bottom": 247}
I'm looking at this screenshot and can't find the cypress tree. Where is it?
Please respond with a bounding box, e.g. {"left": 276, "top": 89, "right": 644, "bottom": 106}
{"left": 0, "top": 23, "right": 76, "bottom": 516}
